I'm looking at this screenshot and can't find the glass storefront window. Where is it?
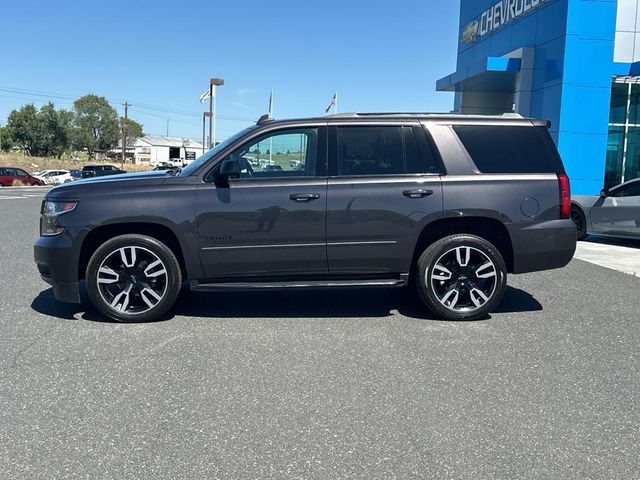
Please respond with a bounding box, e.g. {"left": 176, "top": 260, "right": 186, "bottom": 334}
{"left": 609, "top": 82, "right": 628, "bottom": 124}
{"left": 605, "top": 126, "right": 625, "bottom": 188}
{"left": 625, "top": 127, "right": 640, "bottom": 182}
{"left": 607, "top": 79, "right": 640, "bottom": 187}
{"left": 629, "top": 84, "right": 640, "bottom": 124}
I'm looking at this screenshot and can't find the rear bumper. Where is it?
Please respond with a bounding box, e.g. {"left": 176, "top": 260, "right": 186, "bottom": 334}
{"left": 509, "top": 219, "right": 577, "bottom": 274}
{"left": 34, "top": 228, "right": 87, "bottom": 303}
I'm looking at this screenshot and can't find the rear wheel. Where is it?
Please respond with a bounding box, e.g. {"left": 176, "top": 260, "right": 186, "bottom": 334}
{"left": 570, "top": 206, "right": 588, "bottom": 241}
{"left": 416, "top": 234, "right": 507, "bottom": 320}
{"left": 86, "top": 234, "right": 182, "bottom": 322}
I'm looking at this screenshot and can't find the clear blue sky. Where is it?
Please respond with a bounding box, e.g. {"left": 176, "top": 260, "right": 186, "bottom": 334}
{"left": 0, "top": 0, "right": 460, "bottom": 142}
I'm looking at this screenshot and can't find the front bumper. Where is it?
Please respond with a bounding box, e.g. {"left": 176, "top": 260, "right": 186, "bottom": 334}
{"left": 509, "top": 219, "right": 577, "bottom": 274}
{"left": 34, "top": 228, "right": 87, "bottom": 303}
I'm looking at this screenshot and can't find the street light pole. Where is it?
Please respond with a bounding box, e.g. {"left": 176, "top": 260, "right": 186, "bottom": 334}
{"left": 202, "top": 112, "right": 211, "bottom": 154}
{"left": 209, "top": 77, "right": 224, "bottom": 149}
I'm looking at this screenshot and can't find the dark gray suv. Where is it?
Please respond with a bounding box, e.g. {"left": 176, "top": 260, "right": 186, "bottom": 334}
{"left": 34, "top": 113, "right": 576, "bottom": 322}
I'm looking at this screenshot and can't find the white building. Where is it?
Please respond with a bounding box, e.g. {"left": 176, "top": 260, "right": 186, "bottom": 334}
{"left": 112, "top": 136, "right": 205, "bottom": 165}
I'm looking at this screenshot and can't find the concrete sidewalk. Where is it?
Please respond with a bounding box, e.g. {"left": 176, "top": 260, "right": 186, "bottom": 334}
{"left": 574, "top": 235, "right": 640, "bottom": 276}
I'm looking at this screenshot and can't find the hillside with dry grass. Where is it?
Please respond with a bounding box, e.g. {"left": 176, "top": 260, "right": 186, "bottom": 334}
{"left": 0, "top": 152, "right": 152, "bottom": 175}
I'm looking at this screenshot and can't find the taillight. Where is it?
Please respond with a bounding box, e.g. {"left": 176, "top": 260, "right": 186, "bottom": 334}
{"left": 558, "top": 174, "right": 570, "bottom": 219}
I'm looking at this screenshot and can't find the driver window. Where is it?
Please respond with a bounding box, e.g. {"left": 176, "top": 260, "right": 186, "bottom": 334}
{"left": 230, "top": 128, "right": 318, "bottom": 179}
{"left": 610, "top": 183, "right": 640, "bottom": 197}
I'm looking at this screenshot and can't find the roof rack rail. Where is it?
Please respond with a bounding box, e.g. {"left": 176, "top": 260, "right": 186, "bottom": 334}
{"left": 256, "top": 114, "right": 275, "bottom": 125}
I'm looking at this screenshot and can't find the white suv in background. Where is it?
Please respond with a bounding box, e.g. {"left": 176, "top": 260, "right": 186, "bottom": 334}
{"left": 33, "top": 169, "right": 74, "bottom": 185}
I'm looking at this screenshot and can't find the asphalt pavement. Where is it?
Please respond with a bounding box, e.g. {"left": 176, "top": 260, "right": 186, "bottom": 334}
{"left": 1, "top": 191, "right": 639, "bottom": 479}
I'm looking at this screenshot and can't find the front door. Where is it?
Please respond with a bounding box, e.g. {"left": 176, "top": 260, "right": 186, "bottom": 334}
{"left": 591, "top": 181, "right": 640, "bottom": 236}
{"left": 196, "top": 127, "right": 328, "bottom": 278}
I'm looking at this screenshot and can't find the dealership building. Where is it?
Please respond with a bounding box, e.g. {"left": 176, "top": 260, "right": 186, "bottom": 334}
{"left": 437, "top": 0, "right": 640, "bottom": 194}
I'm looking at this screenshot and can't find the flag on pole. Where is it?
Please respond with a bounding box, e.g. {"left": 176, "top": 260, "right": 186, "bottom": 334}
{"left": 199, "top": 87, "right": 215, "bottom": 103}
{"left": 268, "top": 91, "right": 273, "bottom": 118}
{"left": 325, "top": 92, "right": 337, "bottom": 113}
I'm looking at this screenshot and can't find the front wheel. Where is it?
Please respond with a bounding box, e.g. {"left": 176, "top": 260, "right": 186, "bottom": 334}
{"left": 85, "top": 234, "right": 182, "bottom": 322}
{"left": 416, "top": 234, "right": 507, "bottom": 321}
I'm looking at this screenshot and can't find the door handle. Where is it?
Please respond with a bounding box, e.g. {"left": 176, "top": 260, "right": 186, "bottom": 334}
{"left": 289, "top": 193, "right": 320, "bottom": 202}
{"left": 403, "top": 189, "right": 434, "bottom": 199}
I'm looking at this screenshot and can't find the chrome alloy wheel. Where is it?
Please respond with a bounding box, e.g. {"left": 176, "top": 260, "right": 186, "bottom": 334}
{"left": 96, "top": 246, "right": 168, "bottom": 315}
{"left": 428, "top": 246, "right": 498, "bottom": 313}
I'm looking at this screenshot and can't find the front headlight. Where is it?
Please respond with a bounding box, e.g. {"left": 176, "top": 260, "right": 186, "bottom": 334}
{"left": 40, "top": 200, "right": 77, "bottom": 236}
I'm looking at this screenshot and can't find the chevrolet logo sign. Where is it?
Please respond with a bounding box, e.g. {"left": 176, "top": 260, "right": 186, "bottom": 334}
{"left": 461, "top": 20, "right": 479, "bottom": 44}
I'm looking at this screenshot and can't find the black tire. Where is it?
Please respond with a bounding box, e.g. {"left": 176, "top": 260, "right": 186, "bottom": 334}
{"left": 571, "top": 206, "right": 588, "bottom": 241}
{"left": 415, "top": 234, "right": 507, "bottom": 321}
{"left": 85, "top": 234, "right": 182, "bottom": 322}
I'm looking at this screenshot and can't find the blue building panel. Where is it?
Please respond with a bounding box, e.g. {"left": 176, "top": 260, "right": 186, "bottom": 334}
{"left": 438, "top": 0, "right": 623, "bottom": 194}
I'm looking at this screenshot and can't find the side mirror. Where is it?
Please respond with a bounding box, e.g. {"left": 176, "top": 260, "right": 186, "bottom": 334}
{"left": 219, "top": 158, "right": 239, "bottom": 179}
{"left": 599, "top": 188, "right": 608, "bottom": 198}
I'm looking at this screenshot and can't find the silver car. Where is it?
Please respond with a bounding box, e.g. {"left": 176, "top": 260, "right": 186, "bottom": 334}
{"left": 571, "top": 178, "right": 640, "bottom": 240}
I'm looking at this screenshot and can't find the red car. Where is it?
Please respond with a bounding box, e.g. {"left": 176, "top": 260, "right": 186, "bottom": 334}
{"left": 0, "top": 167, "right": 44, "bottom": 186}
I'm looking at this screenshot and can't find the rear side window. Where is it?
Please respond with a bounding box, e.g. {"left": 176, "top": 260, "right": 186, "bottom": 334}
{"left": 337, "top": 126, "right": 439, "bottom": 176}
{"left": 453, "top": 125, "right": 564, "bottom": 174}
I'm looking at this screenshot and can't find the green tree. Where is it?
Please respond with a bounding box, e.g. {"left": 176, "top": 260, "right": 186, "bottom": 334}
{"left": 0, "top": 125, "right": 13, "bottom": 152}
{"left": 7, "top": 104, "right": 39, "bottom": 155}
{"left": 72, "top": 94, "right": 120, "bottom": 158}
{"left": 38, "top": 103, "right": 73, "bottom": 158}
{"left": 121, "top": 117, "right": 144, "bottom": 147}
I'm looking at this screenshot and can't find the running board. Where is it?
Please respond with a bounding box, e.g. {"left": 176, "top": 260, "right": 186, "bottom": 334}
{"left": 190, "top": 277, "right": 408, "bottom": 292}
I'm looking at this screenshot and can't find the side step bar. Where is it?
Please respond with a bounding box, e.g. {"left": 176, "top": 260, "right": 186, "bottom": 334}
{"left": 190, "top": 276, "right": 408, "bottom": 292}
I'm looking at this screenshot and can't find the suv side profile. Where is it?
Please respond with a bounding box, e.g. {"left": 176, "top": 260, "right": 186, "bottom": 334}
{"left": 34, "top": 113, "right": 576, "bottom": 322}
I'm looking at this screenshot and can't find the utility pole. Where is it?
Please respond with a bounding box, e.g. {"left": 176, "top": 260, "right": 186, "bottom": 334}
{"left": 166, "top": 119, "right": 169, "bottom": 137}
{"left": 121, "top": 101, "right": 128, "bottom": 168}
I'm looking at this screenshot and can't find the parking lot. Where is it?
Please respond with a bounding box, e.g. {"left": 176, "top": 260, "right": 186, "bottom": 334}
{"left": 1, "top": 187, "right": 639, "bottom": 479}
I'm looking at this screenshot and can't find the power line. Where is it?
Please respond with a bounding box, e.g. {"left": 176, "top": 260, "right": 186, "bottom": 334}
{"left": 0, "top": 85, "right": 256, "bottom": 122}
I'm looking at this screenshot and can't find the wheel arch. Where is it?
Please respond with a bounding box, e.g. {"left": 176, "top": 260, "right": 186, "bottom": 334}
{"left": 78, "top": 222, "right": 188, "bottom": 280}
{"left": 411, "top": 217, "right": 514, "bottom": 276}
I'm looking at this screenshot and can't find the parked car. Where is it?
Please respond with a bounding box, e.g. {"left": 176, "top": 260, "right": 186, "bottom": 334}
{"left": 34, "top": 112, "right": 576, "bottom": 323}
{"left": 571, "top": 178, "right": 640, "bottom": 240}
{"left": 33, "top": 169, "right": 74, "bottom": 185}
{"left": 69, "top": 169, "right": 82, "bottom": 179}
{"left": 152, "top": 165, "right": 176, "bottom": 171}
{"left": 0, "top": 167, "right": 44, "bottom": 186}
{"left": 81, "top": 165, "right": 127, "bottom": 178}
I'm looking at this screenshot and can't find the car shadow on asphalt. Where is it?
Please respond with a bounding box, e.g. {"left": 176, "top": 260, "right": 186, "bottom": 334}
{"left": 31, "top": 284, "right": 543, "bottom": 323}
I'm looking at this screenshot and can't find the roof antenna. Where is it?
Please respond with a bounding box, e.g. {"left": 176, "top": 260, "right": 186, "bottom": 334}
{"left": 257, "top": 114, "right": 275, "bottom": 125}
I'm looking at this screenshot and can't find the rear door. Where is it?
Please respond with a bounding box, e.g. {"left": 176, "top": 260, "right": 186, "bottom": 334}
{"left": 326, "top": 123, "right": 443, "bottom": 275}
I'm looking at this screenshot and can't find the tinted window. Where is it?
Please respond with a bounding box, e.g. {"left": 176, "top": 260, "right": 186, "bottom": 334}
{"left": 227, "top": 128, "right": 318, "bottom": 179}
{"left": 338, "top": 126, "right": 403, "bottom": 176}
{"left": 337, "top": 126, "right": 438, "bottom": 176}
{"left": 15, "top": 169, "right": 28, "bottom": 176}
{"left": 404, "top": 127, "right": 422, "bottom": 174}
{"left": 453, "top": 125, "right": 564, "bottom": 174}
{"left": 610, "top": 181, "right": 640, "bottom": 197}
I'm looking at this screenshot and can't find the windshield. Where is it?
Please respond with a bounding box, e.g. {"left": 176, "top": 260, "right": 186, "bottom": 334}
{"left": 179, "top": 126, "right": 257, "bottom": 176}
